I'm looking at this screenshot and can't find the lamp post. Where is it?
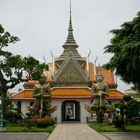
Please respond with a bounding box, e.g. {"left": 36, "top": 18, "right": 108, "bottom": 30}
{"left": 0, "top": 99, "right": 3, "bottom": 128}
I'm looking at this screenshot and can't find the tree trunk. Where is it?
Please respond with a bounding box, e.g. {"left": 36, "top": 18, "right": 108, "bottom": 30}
{"left": 0, "top": 69, "right": 8, "bottom": 120}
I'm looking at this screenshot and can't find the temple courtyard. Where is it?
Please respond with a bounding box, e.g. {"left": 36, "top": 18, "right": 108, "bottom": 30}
{"left": 1, "top": 124, "right": 140, "bottom": 140}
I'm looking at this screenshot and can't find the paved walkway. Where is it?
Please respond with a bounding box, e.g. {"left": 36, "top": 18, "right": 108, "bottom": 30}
{"left": 102, "top": 132, "right": 140, "bottom": 140}
{"left": 47, "top": 123, "right": 109, "bottom": 140}
{"left": 0, "top": 132, "right": 49, "bottom": 140}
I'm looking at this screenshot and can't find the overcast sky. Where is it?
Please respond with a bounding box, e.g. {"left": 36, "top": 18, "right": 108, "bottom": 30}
{"left": 0, "top": 0, "right": 140, "bottom": 91}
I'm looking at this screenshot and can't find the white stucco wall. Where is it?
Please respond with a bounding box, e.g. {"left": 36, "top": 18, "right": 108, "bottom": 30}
{"left": 80, "top": 99, "right": 91, "bottom": 123}
{"left": 51, "top": 99, "right": 91, "bottom": 123}
{"left": 13, "top": 98, "right": 91, "bottom": 123}
{"left": 51, "top": 99, "right": 62, "bottom": 123}
{"left": 21, "top": 101, "right": 30, "bottom": 117}
{"left": 13, "top": 100, "right": 30, "bottom": 118}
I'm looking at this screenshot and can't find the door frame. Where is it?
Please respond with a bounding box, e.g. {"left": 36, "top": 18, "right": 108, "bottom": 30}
{"left": 61, "top": 100, "right": 80, "bottom": 122}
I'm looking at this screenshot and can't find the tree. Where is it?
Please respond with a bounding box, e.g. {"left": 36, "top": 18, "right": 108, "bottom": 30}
{"left": 123, "top": 95, "right": 140, "bottom": 124}
{"left": 125, "top": 99, "right": 140, "bottom": 118}
{"left": 104, "top": 11, "right": 140, "bottom": 91}
{"left": 28, "top": 76, "right": 57, "bottom": 119}
{"left": 0, "top": 24, "right": 48, "bottom": 116}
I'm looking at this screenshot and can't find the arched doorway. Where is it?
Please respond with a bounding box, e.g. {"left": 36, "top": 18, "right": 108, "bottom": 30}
{"left": 62, "top": 100, "right": 80, "bottom": 122}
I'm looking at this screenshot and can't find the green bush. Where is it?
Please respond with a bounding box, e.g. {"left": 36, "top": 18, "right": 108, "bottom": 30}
{"left": 113, "top": 115, "right": 124, "bottom": 128}
{"left": 123, "top": 95, "right": 132, "bottom": 102}
{"left": 100, "top": 105, "right": 107, "bottom": 111}
{"left": 125, "top": 100, "right": 140, "bottom": 119}
{"left": 127, "top": 117, "right": 140, "bottom": 125}
{"left": 5, "top": 110, "right": 21, "bottom": 123}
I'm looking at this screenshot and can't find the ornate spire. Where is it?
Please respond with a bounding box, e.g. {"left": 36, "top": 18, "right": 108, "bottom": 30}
{"left": 63, "top": 0, "right": 78, "bottom": 49}
{"left": 55, "top": 0, "right": 85, "bottom": 65}
{"left": 68, "top": 0, "right": 73, "bottom": 33}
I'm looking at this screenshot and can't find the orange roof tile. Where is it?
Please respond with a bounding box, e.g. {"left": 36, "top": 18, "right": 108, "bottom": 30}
{"left": 96, "top": 67, "right": 115, "bottom": 85}
{"left": 107, "top": 89, "right": 125, "bottom": 99}
{"left": 12, "top": 88, "right": 92, "bottom": 100}
{"left": 52, "top": 96, "right": 91, "bottom": 99}
{"left": 12, "top": 90, "right": 34, "bottom": 100}
{"left": 84, "top": 63, "right": 115, "bottom": 84}
{"left": 12, "top": 88, "right": 125, "bottom": 100}
{"left": 51, "top": 87, "right": 91, "bottom": 97}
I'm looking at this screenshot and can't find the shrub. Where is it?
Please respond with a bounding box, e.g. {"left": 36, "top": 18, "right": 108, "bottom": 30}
{"left": 125, "top": 100, "right": 140, "bottom": 119}
{"left": 127, "top": 117, "right": 140, "bottom": 125}
{"left": 5, "top": 110, "right": 21, "bottom": 123}
{"left": 100, "top": 105, "right": 107, "bottom": 111}
{"left": 91, "top": 106, "right": 97, "bottom": 111}
{"left": 113, "top": 115, "right": 124, "bottom": 128}
{"left": 34, "top": 117, "right": 54, "bottom": 128}
{"left": 123, "top": 95, "right": 132, "bottom": 102}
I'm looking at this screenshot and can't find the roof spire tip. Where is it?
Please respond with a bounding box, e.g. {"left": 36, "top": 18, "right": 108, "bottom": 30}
{"left": 63, "top": 0, "right": 78, "bottom": 49}
{"left": 70, "top": 0, "right": 71, "bottom": 14}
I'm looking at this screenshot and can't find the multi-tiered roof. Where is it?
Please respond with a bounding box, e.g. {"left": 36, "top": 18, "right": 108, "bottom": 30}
{"left": 12, "top": 3, "right": 125, "bottom": 100}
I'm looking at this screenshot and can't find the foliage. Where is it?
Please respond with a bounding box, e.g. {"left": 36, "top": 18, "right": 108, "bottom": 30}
{"left": 115, "top": 102, "right": 125, "bottom": 115}
{"left": 91, "top": 105, "right": 113, "bottom": 123}
{"left": 96, "top": 111, "right": 104, "bottom": 123}
{"left": 91, "top": 105, "right": 99, "bottom": 112}
{"left": 0, "top": 25, "right": 19, "bottom": 48}
{"left": 39, "top": 76, "right": 47, "bottom": 85}
{"left": 113, "top": 98, "right": 140, "bottom": 125}
{"left": 23, "top": 57, "right": 48, "bottom": 80}
{"left": 104, "top": 11, "right": 140, "bottom": 90}
{"left": 89, "top": 122, "right": 122, "bottom": 132}
{"left": 5, "top": 110, "right": 21, "bottom": 123}
{"left": 89, "top": 122, "right": 140, "bottom": 132}
{"left": 0, "top": 24, "right": 48, "bottom": 118}
{"left": 113, "top": 115, "right": 124, "bottom": 128}
{"left": 28, "top": 74, "right": 56, "bottom": 119}
{"left": 127, "top": 117, "right": 140, "bottom": 125}
{"left": 125, "top": 124, "right": 140, "bottom": 132}
{"left": 125, "top": 99, "right": 140, "bottom": 120}
{"left": 130, "top": 93, "right": 140, "bottom": 98}
{"left": 3, "top": 98, "right": 22, "bottom": 124}
{"left": 123, "top": 95, "right": 132, "bottom": 102}
{"left": 0, "top": 24, "right": 48, "bottom": 94}
{"left": 5, "top": 124, "right": 55, "bottom": 132}
{"left": 33, "top": 118, "right": 54, "bottom": 128}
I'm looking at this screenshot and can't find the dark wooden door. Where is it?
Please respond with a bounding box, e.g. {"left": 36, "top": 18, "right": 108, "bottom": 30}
{"left": 62, "top": 101, "right": 80, "bottom": 122}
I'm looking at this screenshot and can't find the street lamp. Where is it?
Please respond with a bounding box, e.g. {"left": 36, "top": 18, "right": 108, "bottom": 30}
{"left": 0, "top": 99, "right": 3, "bottom": 128}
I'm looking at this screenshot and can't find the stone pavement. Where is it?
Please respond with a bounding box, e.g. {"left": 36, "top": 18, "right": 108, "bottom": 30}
{"left": 47, "top": 123, "right": 109, "bottom": 140}
{"left": 0, "top": 125, "right": 140, "bottom": 140}
{"left": 102, "top": 132, "right": 140, "bottom": 140}
{"left": 0, "top": 132, "right": 50, "bottom": 140}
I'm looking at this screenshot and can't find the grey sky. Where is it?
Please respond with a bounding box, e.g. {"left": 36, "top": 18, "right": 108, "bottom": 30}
{"left": 0, "top": 0, "right": 140, "bottom": 90}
